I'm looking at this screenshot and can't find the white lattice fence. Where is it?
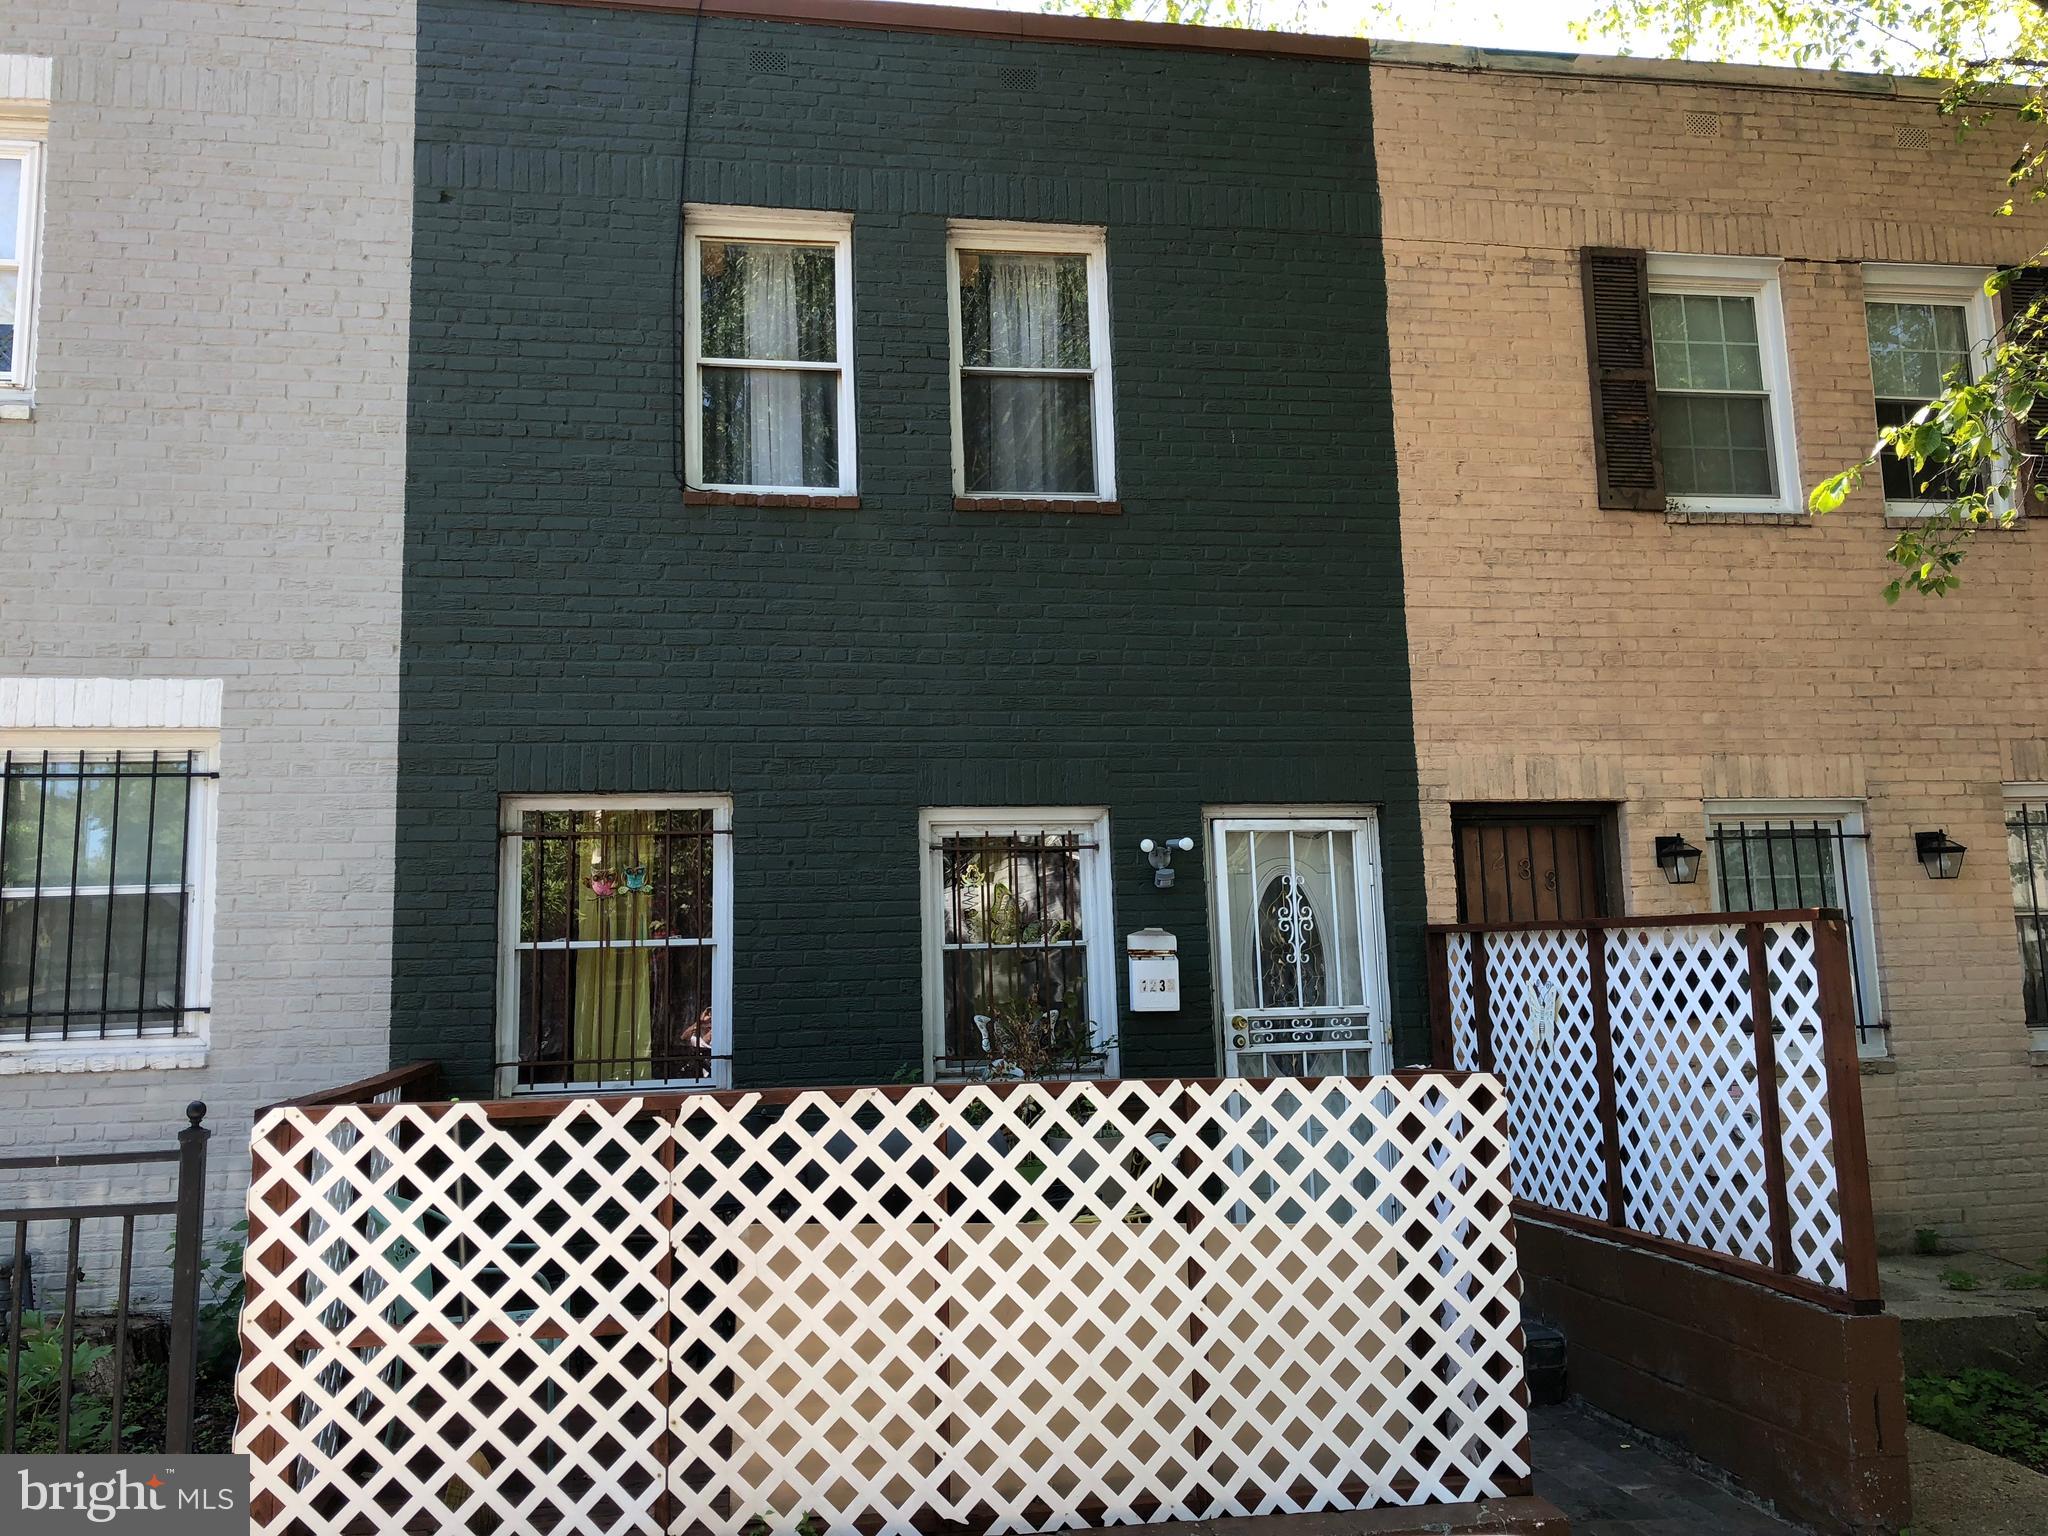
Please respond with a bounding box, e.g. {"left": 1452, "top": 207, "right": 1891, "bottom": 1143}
{"left": 1435, "top": 913, "right": 1875, "bottom": 1307}
{"left": 1481, "top": 931, "right": 1605, "bottom": 1222}
{"left": 237, "top": 1075, "right": 1533, "bottom": 1536}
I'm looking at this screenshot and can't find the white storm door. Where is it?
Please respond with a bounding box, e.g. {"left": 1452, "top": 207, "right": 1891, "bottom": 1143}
{"left": 1212, "top": 814, "right": 1392, "bottom": 1078}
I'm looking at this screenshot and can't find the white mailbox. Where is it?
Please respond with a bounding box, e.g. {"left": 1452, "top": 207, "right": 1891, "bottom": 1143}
{"left": 1127, "top": 928, "right": 1180, "bottom": 1013}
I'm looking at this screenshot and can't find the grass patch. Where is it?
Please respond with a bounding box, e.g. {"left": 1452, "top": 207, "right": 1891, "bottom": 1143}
{"left": 1906, "top": 1370, "right": 2048, "bottom": 1475}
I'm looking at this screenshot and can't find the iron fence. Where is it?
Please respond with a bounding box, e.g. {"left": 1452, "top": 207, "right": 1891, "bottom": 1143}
{"left": 0, "top": 1101, "right": 210, "bottom": 1452}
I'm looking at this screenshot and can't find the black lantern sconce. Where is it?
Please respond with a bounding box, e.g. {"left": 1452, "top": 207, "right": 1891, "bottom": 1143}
{"left": 1655, "top": 835, "right": 1703, "bottom": 885}
{"left": 1915, "top": 829, "right": 1967, "bottom": 881}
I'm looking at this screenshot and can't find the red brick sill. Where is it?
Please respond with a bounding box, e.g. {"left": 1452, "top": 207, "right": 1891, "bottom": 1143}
{"left": 683, "top": 490, "right": 858, "bottom": 510}
{"left": 955, "top": 496, "right": 1123, "bottom": 515}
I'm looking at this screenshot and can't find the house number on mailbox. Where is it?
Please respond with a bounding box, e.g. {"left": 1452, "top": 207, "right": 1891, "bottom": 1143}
{"left": 1126, "top": 928, "right": 1180, "bottom": 1013}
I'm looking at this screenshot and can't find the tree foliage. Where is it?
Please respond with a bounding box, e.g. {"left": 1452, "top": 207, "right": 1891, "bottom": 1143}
{"left": 1580, "top": 1, "right": 2048, "bottom": 599}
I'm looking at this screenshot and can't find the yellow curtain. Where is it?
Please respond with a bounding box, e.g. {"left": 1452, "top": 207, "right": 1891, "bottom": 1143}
{"left": 570, "top": 818, "right": 657, "bottom": 1082}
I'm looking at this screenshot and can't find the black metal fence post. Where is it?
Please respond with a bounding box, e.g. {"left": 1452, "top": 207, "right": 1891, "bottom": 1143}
{"left": 164, "top": 1101, "right": 209, "bottom": 1455}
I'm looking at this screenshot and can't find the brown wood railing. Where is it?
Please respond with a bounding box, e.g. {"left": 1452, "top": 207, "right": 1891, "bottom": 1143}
{"left": 1427, "top": 908, "right": 1881, "bottom": 1314}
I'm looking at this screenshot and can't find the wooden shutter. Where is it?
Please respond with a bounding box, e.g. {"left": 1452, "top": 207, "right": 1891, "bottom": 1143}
{"left": 1581, "top": 247, "right": 1665, "bottom": 510}
{"left": 2001, "top": 263, "right": 2048, "bottom": 513}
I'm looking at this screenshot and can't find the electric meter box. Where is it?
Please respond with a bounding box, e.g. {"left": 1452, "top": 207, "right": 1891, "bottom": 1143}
{"left": 1127, "top": 928, "right": 1180, "bottom": 1013}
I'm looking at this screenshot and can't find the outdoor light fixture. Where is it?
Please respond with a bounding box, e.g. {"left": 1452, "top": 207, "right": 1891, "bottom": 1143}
{"left": 1655, "top": 835, "right": 1703, "bottom": 885}
{"left": 1139, "top": 837, "right": 1195, "bottom": 890}
{"left": 1915, "top": 829, "right": 1967, "bottom": 881}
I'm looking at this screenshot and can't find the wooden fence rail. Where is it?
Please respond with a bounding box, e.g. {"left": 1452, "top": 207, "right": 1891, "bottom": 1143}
{"left": 235, "top": 1073, "right": 1535, "bottom": 1535}
{"left": 1427, "top": 909, "right": 1880, "bottom": 1313}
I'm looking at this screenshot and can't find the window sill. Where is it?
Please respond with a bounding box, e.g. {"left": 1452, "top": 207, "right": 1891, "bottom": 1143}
{"left": 1665, "top": 504, "right": 1808, "bottom": 526}
{"left": 1858, "top": 1054, "right": 1898, "bottom": 1076}
{"left": 0, "top": 1039, "right": 208, "bottom": 1075}
{"left": 684, "top": 490, "right": 858, "bottom": 510}
{"left": 0, "top": 399, "right": 33, "bottom": 423}
{"left": 1884, "top": 510, "right": 2025, "bottom": 531}
{"left": 956, "top": 496, "right": 1122, "bottom": 515}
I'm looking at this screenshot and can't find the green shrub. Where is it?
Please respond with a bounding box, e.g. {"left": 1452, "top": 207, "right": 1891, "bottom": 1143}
{"left": 1906, "top": 1369, "right": 2048, "bottom": 1474}
{"left": 0, "top": 1312, "right": 115, "bottom": 1452}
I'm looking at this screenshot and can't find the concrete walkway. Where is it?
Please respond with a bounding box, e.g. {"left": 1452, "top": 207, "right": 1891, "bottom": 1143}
{"left": 1901, "top": 1424, "right": 2048, "bottom": 1536}
{"left": 1529, "top": 1403, "right": 1802, "bottom": 1535}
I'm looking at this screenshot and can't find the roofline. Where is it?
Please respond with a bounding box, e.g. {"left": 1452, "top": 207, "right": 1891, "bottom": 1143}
{"left": 495, "top": 0, "right": 1376, "bottom": 63}
{"left": 1366, "top": 39, "right": 1953, "bottom": 101}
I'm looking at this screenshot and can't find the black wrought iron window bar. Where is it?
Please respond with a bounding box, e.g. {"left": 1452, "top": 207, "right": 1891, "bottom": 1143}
{"left": 503, "top": 805, "right": 727, "bottom": 1089}
{"left": 2006, "top": 800, "right": 2048, "bottom": 1034}
{"left": 933, "top": 830, "right": 1105, "bottom": 1079}
{"left": 0, "top": 750, "right": 209, "bottom": 1044}
{"left": 1709, "top": 817, "right": 1885, "bottom": 1047}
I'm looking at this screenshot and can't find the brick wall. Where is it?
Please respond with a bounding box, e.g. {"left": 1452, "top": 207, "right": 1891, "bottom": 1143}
{"left": 0, "top": 2, "right": 411, "bottom": 1277}
{"left": 399, "top": 0, "right": 1421, "bottom": 1090}
{"left": 1374, "top": 49, "right": 2048, "bottom": 1251}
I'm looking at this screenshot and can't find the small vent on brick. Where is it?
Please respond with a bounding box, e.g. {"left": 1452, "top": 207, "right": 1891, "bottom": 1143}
{"left": 748, "top": 46, "right": 791, "bottom": 75}
{"left": 999, "top": 64, "right": 1039, "bottom": 90}
{"left": 1894, "top": 123, "right": 1937, "bottom": 150}
{"left": 1683, "top": 110, "right": 1723, "bottom": 138}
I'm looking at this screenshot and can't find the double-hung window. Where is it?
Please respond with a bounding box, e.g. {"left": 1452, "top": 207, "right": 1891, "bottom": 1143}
{"left": 498, "top": 796, "right": 733, "bottom": 1092}
{"left": 1705, "top": 803, "right": 1885, "bottom": 1057}
{"left": 1862, "top": 265, "right": 1998, "bottom": 514}
{"left": 0, "top": 116, "right": 45, "bottom": 400}
{"left": 920, "top": 809, "right": 1116, "bottom": 1080}
{"left": 947, "top": 223, "right": 1116, "bottom": 502}
{"left": 1648, "top": 255, "right": 1800, "bottom": 513}
{"left": 2006, "top": 794, "right": 2048, "bottom": 1050}
{"left": 1, "top": 745, "right": 216, "bottom": 1057}
{"left": 684, "top": 206, "right": 854, "bottom": 496}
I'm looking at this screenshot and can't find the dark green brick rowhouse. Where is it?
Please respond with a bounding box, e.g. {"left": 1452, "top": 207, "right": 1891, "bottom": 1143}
{"left": 395, "top": 0, "right": 1424, "bottom": 1093}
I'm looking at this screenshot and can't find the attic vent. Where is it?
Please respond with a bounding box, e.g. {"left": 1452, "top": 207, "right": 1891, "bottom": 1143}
{"left": 748, "top": 46, "right": 791, "bottom": 75}
{"left": 1894, "top": 123, "right": 1936, "bottom": 150}
{"left": 999, "top": 64, "right": 1039, "bottom": 90}
{"left": 1683, "top": 110, "right": 1722, "bottom": 138}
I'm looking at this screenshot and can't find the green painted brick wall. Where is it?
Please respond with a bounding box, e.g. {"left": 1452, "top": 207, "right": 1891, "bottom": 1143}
{"left": 398, "top": 0, "right": 1425, "bottom": 1092}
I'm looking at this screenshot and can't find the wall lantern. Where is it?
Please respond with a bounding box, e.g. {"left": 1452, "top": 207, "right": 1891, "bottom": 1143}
{"left": 1139, "top": 837, "right": 1195, "bottom": 890}
{"left": 1655, "top": 835, "right": 1703, "bottom": 885}
{"left": 1915, "top": 829, "right": 1967, "bottom": 880}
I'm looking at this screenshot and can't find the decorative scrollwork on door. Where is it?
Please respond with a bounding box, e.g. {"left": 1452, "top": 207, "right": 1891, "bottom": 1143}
{"left": 1259, "top": 872, "right": 1328, "bottom": 1008}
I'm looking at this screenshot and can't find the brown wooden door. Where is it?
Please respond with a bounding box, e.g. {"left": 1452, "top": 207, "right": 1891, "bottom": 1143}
{"left": 1453, "top": 810, "right": 1614, "bottom": 924}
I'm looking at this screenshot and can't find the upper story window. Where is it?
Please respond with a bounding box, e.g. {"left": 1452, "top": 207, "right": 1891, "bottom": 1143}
{"left": 1705, "top": 803, "right": 1885, "bottom": 1058}
{"left": 1647, "top": 255, "right": 1800, "bottom": 514}
{"left": 947, "top": 223, "right": 1116, "bottom": 502}
{"left": 1862, "top": 264, "right": 1998, "bottom": 515}
{"left": 684, "top": 206, "right": 855, "bottom": 497}
{"left": 919, "top": 809, "right": 1117, "bottom": 1081}
{"left": 497, "top": 796, "right": 733, "bottom": 1094}
{"left": 0, "top": 58, "right": 49, "bottom": 405}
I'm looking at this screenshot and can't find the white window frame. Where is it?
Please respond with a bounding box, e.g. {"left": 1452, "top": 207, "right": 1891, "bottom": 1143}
{"left": 2003, "top": 784, "right": 2048, "bottom": 1052}
{"left": 1703, "top": 799, "right": 1886, "bottom": 1059}
{"left": 495, "top": 793, "right": 734, "bottom": 1095}
{"left": 918, "top": 807, "right": 1118, "bottom": 1082}
{"left": 682, "top": 204, "right": 856, "bottom": 496}
{"left": 1861, "top": 263, "right": 2002, "bottom": 518}
{"left": 945, "top": 221, "right": 1117, "bottom": 503}
{"left": 1648, "top": 254, "right": 1802, "bottom": 516}
{"left": 0, "top": 731, "right": 219, "bottom": 1075}
{"left": 0, "top": 135, "right": 44, "bottom": 402}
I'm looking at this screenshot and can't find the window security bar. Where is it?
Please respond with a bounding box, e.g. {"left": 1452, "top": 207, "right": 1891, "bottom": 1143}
{"left": 1708, "top": 818, "right": 1884, "bottom": 1049}
{"left": 0, "top": 750, "right": 207, "bottom": 1042}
